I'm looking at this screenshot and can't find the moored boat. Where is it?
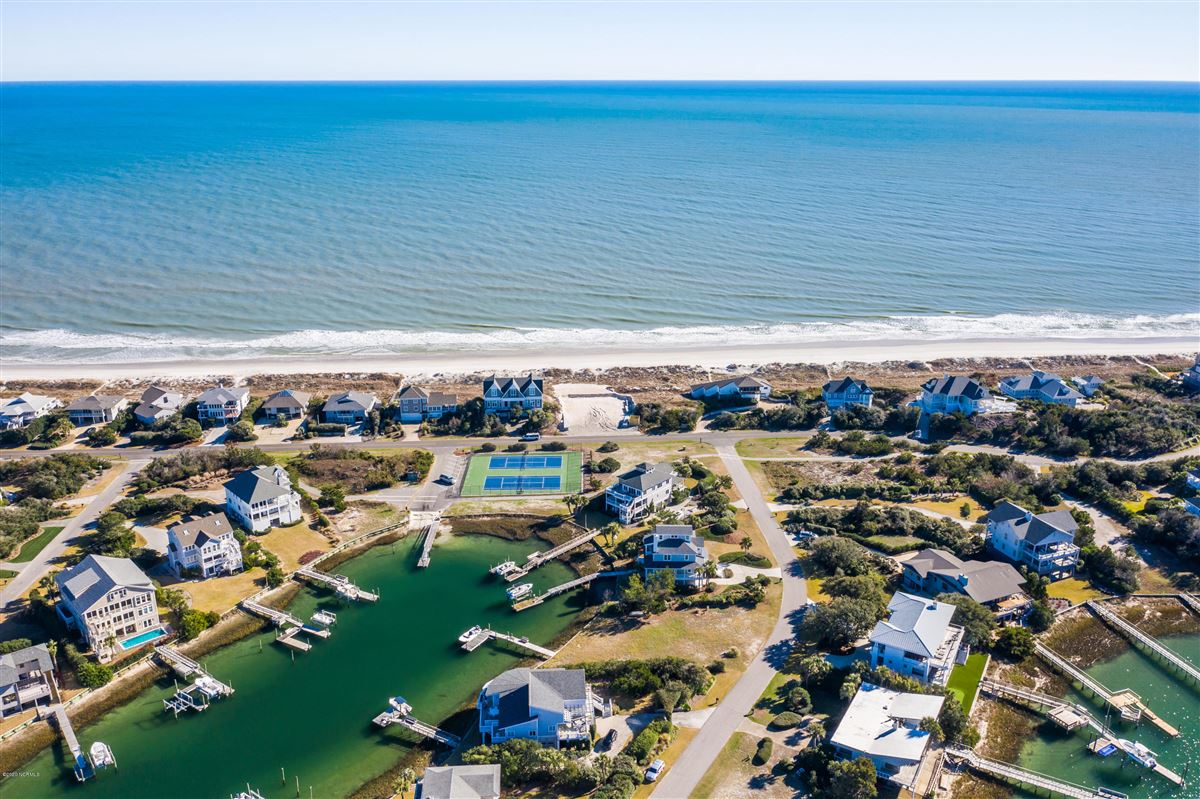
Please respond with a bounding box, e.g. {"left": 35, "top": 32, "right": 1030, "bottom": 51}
{"left": 491, "top": 561, "right": 519, "bottom": 577}
{"left": 458, "top": 625, "right": 484, "bottom": 643}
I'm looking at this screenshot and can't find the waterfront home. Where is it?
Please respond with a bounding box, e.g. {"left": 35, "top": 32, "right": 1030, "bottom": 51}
{"left": 0, "top": 643, "right": 57, "bottom": 720}
{"left": 983, "top": 500, "right": 1080, "bottom": 580}
{"left": 642, "top": 524, "right": 709, "bottom": 586}
{"left": 901, "top": 549, "right": 1029, "bottom": 620}
{"left": 0, "top": 393, "right": 62, "bottom": 429}
{"left": 196, "top": 386, "right": 249, "bottom": 425}
{"left": 133, "top": 386, "right": 185, "bottom": 425}
{"left": 323, "top": 391, "right": 379, "bottom": 424}
{"left": 605, "top": 462, "right": 676, "bottom": 524}
{"left": 65, "top": 394, "right": 128, "bottom": 426}
{"left": 915, "top": 375, "right": 996, "bottom": 416}
{"left": 1183, "top": 356, "right": 1200, "bottom": 391}
{"left": 394, "top": 385, "right": 460, "bottom": 422}
{"left": 1072, "top": 374, "right": 1104, "bottom": 397}
{"left": 830, "top": 683, "right": 945, "bottom": 790}
{"left": 869, "top": 592, "right": 964, "bottom": 686}
{"left": 166, "top": 512, "right": 243, "bottom": 578}
{"left": 688, "top": 375, "right": 771, "bottom": 403}
{"left": 417, "top": 765, "right": 501, "bottom": 799}
{"left": 54, "top": 554, "right": 161, "bottom": 660}
{"left": 1187, "top": 468, "right": 1200, "bottom": 491}
{"left": 224, "top": 465, "right": 303, "bottom": 532}
{"left": 261, "top": 389, "right": 311, "bottom": 420}
{"left": 477, "top": 667, "right": 598, "bottom": 747}
{"left": 822, "top": 377, "right": 874, "bottom": 409}
{"left": 482, "top": 373, "right": 544, "bottom": 416}
{"left": 999, "top": 371, "right": 1085, "bottom": 406}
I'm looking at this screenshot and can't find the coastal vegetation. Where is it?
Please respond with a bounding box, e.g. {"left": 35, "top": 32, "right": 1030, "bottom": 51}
{"left": 633, "top": 401, "right": 700, "bottom": 433}
{"left": 290, "top": 444, "right": 434, "bottom": 493}
{"left": 0, "top": 452, "right": 109, "bottom": 499}
{"left": 0, "top": 411, "right": 73, "bottom": 449}
{"left": 788, "top": 502, "right": 982, "bottom": 556}
{"left": 133, "top": 447, "right": 274, "bottom": 492}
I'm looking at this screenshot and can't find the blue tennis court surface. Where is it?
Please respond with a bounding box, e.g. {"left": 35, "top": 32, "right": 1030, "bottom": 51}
{"left": 483, "top": 475, "right": 563, "bottom": 491}
{"left": 488, "top": 455, "right": 564, "bottom": 469}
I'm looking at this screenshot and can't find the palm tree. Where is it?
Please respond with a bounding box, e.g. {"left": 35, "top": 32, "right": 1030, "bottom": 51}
{"left": 603, "top": 522, "right": 621, "bottom": 547}
{"left": 392, "top": 767, "right": 416, "bottom": 798}
{"left": 699, "top": 560, "right": 719, "bottom": 587}
{"left": 739, "top": 535, "right": 753, "bottom": 553}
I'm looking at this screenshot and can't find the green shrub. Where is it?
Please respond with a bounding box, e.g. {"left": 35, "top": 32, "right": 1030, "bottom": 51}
{"left": 479, "top": 443, "right": 497, "bottom": 452}
{"left": 752, "top": 736, "right": 773, "bottom": 765}
{"left": 624, "top": 718, "right": 674, "bottom": 764}
{"left": 771, "top": 711, "right": 802, "bottom": 729}
{"left": 541, "top": 441, "right": 568, "bottom": 451}
{"left": 717, "top": 550, "right": 771, "bottom": 568}
{"left": 598, "top": 441, "right": 620, "bottom": 453}
{"left": 594, "top": 457, "right": 620, "bottom": 473}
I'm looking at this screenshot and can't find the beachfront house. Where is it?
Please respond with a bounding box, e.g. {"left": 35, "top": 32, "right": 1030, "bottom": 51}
{"left": 1072, "top": 375, "right": 1104, "bottom": 397}
{"left": 999, "top": 371, "right": 1085, "bottom": 406}
{"left": 901, "top": 549, "right": 1029, "bottom": 620}
{"left": 1182, "top": 356, "right": 1200, "bottom": 391}
{"left": 642, "top": 524, "right": 709, "bottom": 586}
{"left": 688, "top": 375, "right": 771, "bottom": 403}
{"left": 822, "top": 377, "right": 874, "bottom": 409}
{"left": 166, "top": 512, "right": 243, "bottom": 579}
{"left": 418, "top": 765, "right": 501, "bottom": 799}
{"left": 195, "top": 386, "right": 249, "bottom": 425}
{"left": 482, "top": 374, "right": 544, "bottom": 416}
{"left": 224, "top": 465, "right": 303, "bottom": 533}
{"left": 983, "top": 500, "right": 1080, "bottom": 580}
{"left": 133, "top": 386, "right": 185, "bottom": 425}
{"left": 915, "top": 375, "right": 994, "bottom": 416}
{"left": 0, "top": 643, "right": 57, "bottom": 720}
{"left": 0, "top": 393, "right": 62, "bottom": 429}
{"left": 65, "top": 394, "right": 128, "bottom": 426}
{"left": 54, "top": 554, "right": 161, "bottom": 661}
{"left": 323, "top": 391, "right": 379, "bottom": 425}
{"left": 477, "top": 667, "right": 603, "bottom": 748}
{"left": 869, "top": 592, "right": 965, "bottom": 686}
{"left": 605, "top": 462, "right": 676, "bottom": 524}
{"left": 830, "top": 683, "right": 945, "bottom": 791}
{"left": 394, "top": 385, "right": 460, "bottom": 422}
{"left": 261, "top": 389, "right": 311, "bottom": 420}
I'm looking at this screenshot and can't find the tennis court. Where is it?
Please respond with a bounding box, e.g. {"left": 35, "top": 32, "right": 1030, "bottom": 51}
{"left": 461, "top": 448, "right": 582, "bottom": 496}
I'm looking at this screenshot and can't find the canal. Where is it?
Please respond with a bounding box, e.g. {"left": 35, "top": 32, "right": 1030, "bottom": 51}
{"left": 3, "top": 532, "right": 580, "bottom": 798}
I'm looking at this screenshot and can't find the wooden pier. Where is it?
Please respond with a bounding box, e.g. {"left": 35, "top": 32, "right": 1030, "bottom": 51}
{"left": 42, "top": 703, "right": 92, "bottom": 782}
{"left": 511, "top": 569, "right": 632, "bottom": 612}
{"left": 1087, "top": 600, "right": 1200, "bottom": 684}
{"left": 240, "top": 600, "right": 333, "bottom": 655}
{"left": 505, "top": 527, "right": 599, "bottom": 581}
{"left": 1180, "top": 593, "right": 1200, "bottom": 616}
{"left": 416, "top": 523, "right": 437, "bottom": 568}
{"left": 295, "top": 565, "right": 379, "bottom": 602}
{"left": 372, "top": 697, "right": 460, "bottom": 747}
{"left": 241, "top": 599, "right": 304, "bottom": 628}
{"left": 156, "top": 645, "right": 235, "bottom": 716}
{"left": 945, "top": 746, "right": 1126, "bottom": 799}
{"left": 458, "top": 626, "right": 557, "bottom": 659}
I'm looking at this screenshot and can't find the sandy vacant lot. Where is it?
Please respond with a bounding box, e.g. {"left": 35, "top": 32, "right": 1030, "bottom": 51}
{"left": 553, "top": 383, "right": 630, "bottom": 435}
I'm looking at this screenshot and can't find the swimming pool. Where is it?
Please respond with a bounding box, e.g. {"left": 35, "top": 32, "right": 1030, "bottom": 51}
{"left": 120, "top": 628, "right": 167, "bottom": 650}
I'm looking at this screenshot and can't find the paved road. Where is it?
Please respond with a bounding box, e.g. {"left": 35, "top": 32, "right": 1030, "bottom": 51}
{"left": 652, "top": 444, "right": 808, "bottom": 798}
{"left": 1, "top": 458, "right": 148, "bottom": 608}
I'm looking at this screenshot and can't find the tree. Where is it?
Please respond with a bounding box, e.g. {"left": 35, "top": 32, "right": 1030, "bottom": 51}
{"left": 959, "top": 502, "right": 972, "bottom": 518}
{"left": 937, "top": 696, "right": 976, "bottom": 745}
{"left": 266, "top": 565, "right": 285, "bottom": 588}
{"left": 1027, "top": 600, "right": 1055, "bottom": 632}
{"left": 392, "top": 767, "right": 416, "bottom": 798}
{"left": 802, "top": 598, "right": 881, "bottom": 649}
{"left": 619, "top": 570, "right": 675, "bottom": 615}
{"left": 935, "top": 593, "right": 995, "bottom": 647}
{"left": 823, "top": 756, "right": 877, "bottom": 799}
{"left": 785, "top": 685, "right": 813, "bottom": 714}
{"left": 602, "top": 521, "right": 621, "bottom": 547}
{"left": 919, "top": 716, "right": 944, "bottom": 742}
{"left": 995, "top": 627, "right": 1036, "bottom": 660}
{"left": 594, "top": 457, "right": 620, "bottom": 473}
{"left": 86, "top": 426, "right": 118, "bottom": 447}
{"left": 839, "top": 672, "right": 862, "bottom": 701}
{"left": 317, "top": 484, "right": 347, "bottom": 512}
{"left": 807, "top": 536, "right": 874, "bottom": 576}
{"left": 699, "top": 560, "right": 719, "bottom": 586}
{"left": 91, "top": 511, "right": 135, "bottom": 556}
{"left": 563, "top": 494, "right": 585, "bottom": 517}
{"left": 789, "top": 653, "right": 832, "bottom": 686}
{"left": 739, "top": 535, "right": 753, "bottom": 553}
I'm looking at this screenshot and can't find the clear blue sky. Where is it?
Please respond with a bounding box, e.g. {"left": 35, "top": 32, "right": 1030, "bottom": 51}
{"left": 2, "top": 1, "right": 1197, "bottom": 82}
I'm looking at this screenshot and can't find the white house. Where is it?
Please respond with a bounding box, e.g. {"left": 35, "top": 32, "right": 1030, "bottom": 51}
{"left": 65, "top": 395, "right": 128, "bottom": 426}
{"left": 54, "top": 555, "right": 161, "bottom": 660}
{"left": 901, "top": 549, "right": 1029, "bottom": 620}
{"left": 999, "top": 371, "right": 1085, "bottom": 407}
{"left": 0, "top": 393, "right": 61, "bottom": 429}
{"left": 323, "top": 391, "right": 379, "bottom": 424}
{"left": 688, "top": 376, "right": 771, "bottom": 403}
{"left": 224, "top": 465, "right": 303, "bottom": 533}
{"left": 642, "top": 524, "right": 709, "bottom": 586}
{"left": 133, "top": 386, "right": 185, "bottom": 426}
{"left": 166, "top": 512, "right": 243, "bottom": 578}
{"left": 915, "top": 375, "right": 994, "bottom": 416}
{"left": 605, "top": 462, "right": 676, "bottom": 524}
{"left": 869, "top": 593, "right": 964, "bottom": 686}
{"left": 477, "top": 667, "right": 601, "bottom": 747}
{"left": 1072, "top": 375, "right": 1104, "bottom": 397}
{"left": 418, "top": 765, "right": 501, "bottom": 799}
{"left": 195, "top": 386, "right": 249, "bottom": 425}
{"left": 261, "top": 389, "right": 311, "bottom": 420}
{"left": 830, "top": 683, "right": 945, "bottom": 790}
{"left": 822, "top": 377, "right": 874, "bottom": 409}
{"left": 395, "top": 386, "right": 460, "bottom": 422}
{"left": 482, "top": 374, "right": 544, "bottom": 415}
{"left": 0, "top": 643, "right": 57, "bottom": 720}
{"left": 983, "top": 500, "right": 1080, "bottom": 580}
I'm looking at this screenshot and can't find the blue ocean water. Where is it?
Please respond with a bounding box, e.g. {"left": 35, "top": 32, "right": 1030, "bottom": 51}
{"left": 1, "top": 82, "right": 1197, "bottom": 364}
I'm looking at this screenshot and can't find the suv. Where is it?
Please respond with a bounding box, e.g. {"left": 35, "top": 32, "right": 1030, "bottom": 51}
{"left": 644, "top": 759, "right": 665, "bottom": 783}
{"left": 438, "top": 473, "right": 455, "bottom": 485}
{"left": 521, "top": 432, "right": 541, "bottom": 442}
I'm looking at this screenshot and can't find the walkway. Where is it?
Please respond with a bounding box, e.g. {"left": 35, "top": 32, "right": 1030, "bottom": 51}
{"left": 1087, "top": 600, "right": 1200, "bottom": 684}
{"left": 42, "top": 703, "right": 91, "bottom": 781}
{"left": 945, "top": 746, "right": 1123, "bottom": 799}
{"left": 505, "top": 526, "right": 598, "bottom": 581}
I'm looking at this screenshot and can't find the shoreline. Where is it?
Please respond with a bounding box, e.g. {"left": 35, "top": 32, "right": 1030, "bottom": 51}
{"left": 1, "top": 335, "right": 1195, "bottom": 382}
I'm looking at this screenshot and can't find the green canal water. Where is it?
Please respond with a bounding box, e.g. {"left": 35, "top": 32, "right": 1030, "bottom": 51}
{"left": 1016, "top": 632, "right": 1200, "bottom": 799}
{"left": 3, "top": 533, "right": 580, "bottom": 799}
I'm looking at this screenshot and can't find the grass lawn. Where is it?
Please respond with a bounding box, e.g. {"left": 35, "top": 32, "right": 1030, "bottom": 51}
{"left": 862, "top": 534, "right": 924, "bottom": 552}
{"left": 1046, "top": 578, "right": 1106, "bottom": 605}
{"left": 734, "top": 437, "right": 812, "bottom": 459}
{"left": 10, "top": 525, "right": 64, "bottom": 562}
{"left": 171, "top": 569, "right": 265, "bottom": 614}
{"left": 259, "top": 521, "right": 334, "bottom": 571}
{"left": 692, "top": 731, "right": 801, "bottom": 799}
{"left": 947, "top": 652, "right": 988, "bottom": 713}
{"left": 460, "top": 450, "right": 583, "bottom": 497}
{"left": 907, "top": 496, "right": 986, "bottom": 521}
{"left": 1121, "top": 490, "right": 1154, "bottom": 514}
{"left": 750, "top": 670, "right": 803, "bottom": 725}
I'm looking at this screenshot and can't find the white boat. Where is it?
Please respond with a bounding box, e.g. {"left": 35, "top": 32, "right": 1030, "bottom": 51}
{"left": 311, "top": 609, "right": 338, "bottom": 626}
{"left": 458, "top": 625, "right": 484, "bottom": 643}
{"left": 491, "top": 561, "right": 519, "bottom": 576}
{"left": 88, "top": 741, "right": 116, "bottom": 770}
{"left": 1117, "top": 739, "right": 1157, "bottom": 768}
{"left": 506, "top": 583, "right": 534, "bottom": 601}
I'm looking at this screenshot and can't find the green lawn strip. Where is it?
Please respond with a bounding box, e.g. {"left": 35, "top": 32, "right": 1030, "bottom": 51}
{"left": 749, "top": 671, "right": 806, "bottom": 726}
{"left": 0, "top": 569, "right": 17, "bottom": 579}
{"left": 11, "top": 525, "right": 65, "bottom": 563}
{"left": 692, "top": 732, "right": 753, "bottom": 799}
{"left": 946, "top": 652, "right": 988, "bottom": 714}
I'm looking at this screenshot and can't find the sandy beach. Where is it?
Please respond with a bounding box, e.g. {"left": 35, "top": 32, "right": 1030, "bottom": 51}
{"left": 0, "top": 335, "right": 1194, "bottom": 383}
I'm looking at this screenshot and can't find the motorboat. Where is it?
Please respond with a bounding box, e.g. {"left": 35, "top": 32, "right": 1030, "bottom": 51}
{"left": 1117, "top": 739, "right": 1157, "bottom": 768}
{"left": 88, "top": 742, "right": 116, "bottom": 770}
{"left": 458, "top": 625, "right": 484, "bottom": 643}
{"left": 491, "top": 561, "right": 519, "bottom": 577}
{"left": 506, "top": 583, "right": 534, "bottom": 601}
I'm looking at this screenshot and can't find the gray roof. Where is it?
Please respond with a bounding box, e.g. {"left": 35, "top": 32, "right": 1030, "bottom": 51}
{"left": 66, "top": 394, "right": 126, "bottom": 412}
{"left": 483, "top": 374, "right": 543, "bottom": 393}
{"left": 482, "top": 667, "right": 588, "bottom": 729}
{"left": 1001, "top": 371, "right": 1084, "bottom": 401}
{"left": 263, "top": 389, "right": 312, "bottom": 410}
{"left": 985, "top": 501, "right": 1077, "bottom": 545}
{"left": 169, "top": 512, "right": 234, "bottom": 550}
{"left": 396, "top": 385, "right": 458, "bottom": 405}
{"left": 870, "top": 592, "right": 957, "bottom": 658}
{"left": 904, "top": 549, "right": 1026, "bottom": 605}
{"left": 322, "top": 391, "right": 378, "bottom": 412}
{"left": 197, "top": 386, "right": 248, "bottom": 405}
{"left": 56, "top": 554, "right": 152, "bottom": 613}
{"left": 617, "top": 462, "right": 675, "bottom": 492}
{"left": 692, "top": 375, "right": 770, "bottom": 391}
{"left": 224, "top": 466, "right": 292, "bottom": 504}
{"left": 645, "top": 525, "right": 707, "bottom": 558}
{"left": 396, "top": 385, "right": 429, "bottom": 400}
{"left": 419, "top": 765, "right": 501, "bottom": 799}
{"left": 0, "top": 643, "right": 53, "bottom": 686}
{"left": 921, "top": 375, "right": 990, "bottom": 400}
{"left": 139, "top": 386, "right": 183, "bottom": 405}
{"left": 823, "top": 377, "right": 873, "bottom": 395}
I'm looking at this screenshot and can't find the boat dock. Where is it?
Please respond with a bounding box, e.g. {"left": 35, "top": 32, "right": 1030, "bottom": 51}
{"left": 156, "top": 646, "right": 235, "bottom": 716}
{"left": 1087, "top": 600, "right": 1200, "bottom": 684}
{"left": 458, "top": 626, "right": 557, "bottom": 659}
{"left": 1033, "top": 641, "right": 1178, "bottom": 736}
{"left": 42, "top": 703, "right": 92, "bottom": 782}
{"left": 416, "top": 522, "right": 437, "bottom": 568}
{"left": 240, "top": 600, "right": 333, "bottom": 654}
{"left": 1180, "top": 593, "right": 1200, "bottom": 615}
{"left": 372, "top": 696, "right": 460, "bottom": 747}
{"left": 511, "top": 569, "right": 632, "bottom": 611}
{"left": 505, "top": 527, "right": 599, "bottom": 581}
{"left": 945, "top": 746, "right": 1125, "bottom": 799}
{"left": 241, "top": 599, "right": 305, "bottom": 628}
{"left": 295, "top": 565, "right": 379, "bottom": 602}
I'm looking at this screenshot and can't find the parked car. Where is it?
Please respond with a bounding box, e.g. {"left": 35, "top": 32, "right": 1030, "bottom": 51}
{"left": 600, "top": 728, "right": 618, "bottom": 751}
{"left": 439, "top": 473, "right": 455, "bottom": 485}
{"left": 521, "top": 432, "right": 541, "bottom": 441}
{"left": 644, "top": 759, "right": 665, "bottom": 783}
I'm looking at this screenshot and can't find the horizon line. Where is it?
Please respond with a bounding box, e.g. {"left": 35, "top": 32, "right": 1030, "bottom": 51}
{"left": 3, "top": 78, "right": 1199, "bottom": 86}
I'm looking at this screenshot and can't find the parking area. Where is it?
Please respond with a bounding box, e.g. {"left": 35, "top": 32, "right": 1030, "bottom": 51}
{"left": 460, "top": 449, "right": 582, "bottom": 497}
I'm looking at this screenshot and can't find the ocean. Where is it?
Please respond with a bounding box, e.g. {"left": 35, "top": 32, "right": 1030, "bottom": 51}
{"left": 1, "top": 82, "right": 1197, "bottom": 365}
